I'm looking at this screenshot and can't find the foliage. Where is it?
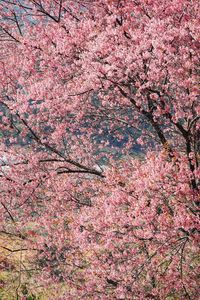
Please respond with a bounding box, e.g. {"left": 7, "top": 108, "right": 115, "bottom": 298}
{"left": 0, "top": 0, "right": 199, "bottom": 299}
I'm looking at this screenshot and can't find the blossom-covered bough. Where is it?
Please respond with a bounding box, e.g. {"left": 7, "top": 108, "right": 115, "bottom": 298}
{"left": 0, "top": 1, "right": 199, "bottom": 299}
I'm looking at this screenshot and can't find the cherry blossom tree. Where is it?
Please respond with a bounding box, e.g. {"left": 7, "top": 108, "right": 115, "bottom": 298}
{"left": 0, "top": 0, "right": 199, "bottom": 299}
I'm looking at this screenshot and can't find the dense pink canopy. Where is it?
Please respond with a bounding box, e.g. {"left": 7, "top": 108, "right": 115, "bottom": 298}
{"left": 0, "top": 1, "right": 199, "bottom": 299}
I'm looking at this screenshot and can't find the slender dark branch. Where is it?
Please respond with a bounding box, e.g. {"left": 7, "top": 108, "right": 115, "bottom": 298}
{"left": 39, "top": 158, "right": 65, "bottom": 163}
{"left": 118, "top": 84, "right": 198, "bottom": 189}
{"left": 1, "top": 201, "right": 15, "bottom": 222}
{"left": 188, "top": 116, "right": 200, "bottom": 131}
{"left": 57, "top": 168, "right": 105, "bottom": 177}
{"left": 62, "top": 6, "right": 80, "bottom": 22}
{"left": 1, "top": 246, "right": 37, "bottom": 252}
{"left": 58, "top": 0, "right": 63, "bottom": 22}
{"left": 68, "top": 89, "right": 93, "bottom": 97}
{"left": 36, "top": 8, "right": 59, "bottom": 22}
{"left": 86, "top": 113, "right": 141, "bottom": 133}
{"left": 13, "top": 11, "right": 23, "bottom": 36}
{"left": 117, "top": 85, "right": 173, "bottom": 154}
{"left": 17, "top": 115, "right": 104, "bottom": 177}
{"left": 0, "top": 25, "right": 20, "bottom": 42}
{"left": 0, "top": 230, "right": 26, "bottom": 239}
{"left": 0, "top": 160, "right": 28, "bottom": 166}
